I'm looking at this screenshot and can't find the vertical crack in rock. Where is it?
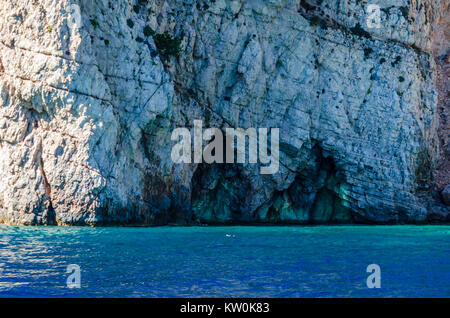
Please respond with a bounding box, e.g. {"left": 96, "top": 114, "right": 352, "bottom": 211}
{"left": 0, "top": 55, "right": 4, "bottom": 73}
{"left": 31, "top": 139, "right": 56, "bottom": 225}
{"left": 38, "top": 154, "right": 56, "bottom": 225}
{"left": 38, "top": 155, "right": 51, "bottom": 197}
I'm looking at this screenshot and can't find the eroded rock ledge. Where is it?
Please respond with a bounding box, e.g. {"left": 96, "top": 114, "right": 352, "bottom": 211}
{"left": 0, "top": 0, "right": 448, "bottom": 225}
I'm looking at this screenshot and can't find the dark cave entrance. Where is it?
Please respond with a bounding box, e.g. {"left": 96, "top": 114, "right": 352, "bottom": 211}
{"left": 190, "top": 145, "right": 353, "bottom": 224}
{"left": 262, "top": 146, "right": 352, "bottom": 224}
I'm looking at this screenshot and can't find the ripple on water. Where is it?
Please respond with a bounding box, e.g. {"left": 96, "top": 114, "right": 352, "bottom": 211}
{"left": 0, "top": 225, "right": 449, "bottom": 297}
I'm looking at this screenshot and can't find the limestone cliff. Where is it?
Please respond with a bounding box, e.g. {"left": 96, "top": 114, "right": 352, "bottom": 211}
{"left": 0, "top": 0, "right": 448, "bottom": 225}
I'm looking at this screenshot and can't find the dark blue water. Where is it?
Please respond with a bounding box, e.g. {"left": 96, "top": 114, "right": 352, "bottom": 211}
{"left": 0, "top": 225, "right": 449, "bottom": 297}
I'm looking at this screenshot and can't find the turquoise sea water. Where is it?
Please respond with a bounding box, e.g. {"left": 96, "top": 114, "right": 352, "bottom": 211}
{"left": 0, "top": 225, "right": 449, "bottom": 298}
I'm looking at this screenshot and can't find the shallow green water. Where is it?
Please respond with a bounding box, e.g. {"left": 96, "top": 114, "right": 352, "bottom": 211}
{"left": 0, "top": 225, "right": 449, "bottom": 297}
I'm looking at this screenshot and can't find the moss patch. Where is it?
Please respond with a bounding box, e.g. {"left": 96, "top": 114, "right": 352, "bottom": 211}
{"left": 399, "top": 6, "right": 409, "bottom": 20}
{"left": 127, "top": 19, "right": 134, "bottom": 28}
{"left": 153, "top": 31, "right": 181, "bottom": 57}
{"left": 350, "top": 23, "right": 372, "bottom": 39}
{"left": 391, "top": 56, "right": 402, "bottom": 67}
{"left": 143, "top": 25, "right": 155, "bottom": 37}
{"left": 364, "top": 48, "right": 373, "bottom": 59}
{"left": 90, "top": 19, "right": 99, "bottom": 29}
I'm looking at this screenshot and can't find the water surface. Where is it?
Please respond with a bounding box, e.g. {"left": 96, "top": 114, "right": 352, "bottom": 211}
{"left": 0, "top": 225, "right": 449, "bottom": 297}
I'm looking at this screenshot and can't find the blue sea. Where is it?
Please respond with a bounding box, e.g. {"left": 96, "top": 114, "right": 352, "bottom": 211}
{"left": 0, "top": 225, "right": 449, "bottom": 297}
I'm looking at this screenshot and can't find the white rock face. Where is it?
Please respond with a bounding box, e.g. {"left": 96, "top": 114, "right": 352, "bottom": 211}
{"left": 0, "top": 0, "right": 447, "bottom": 225}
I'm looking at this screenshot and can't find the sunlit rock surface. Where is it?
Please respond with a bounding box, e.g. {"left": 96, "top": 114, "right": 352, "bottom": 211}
{"left": 0, "top": 0, "right": 448, "bottom": 225}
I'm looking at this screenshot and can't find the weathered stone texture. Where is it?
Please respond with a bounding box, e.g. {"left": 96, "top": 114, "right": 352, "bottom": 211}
{"left": 0, "top": 0, "right": 447, "bottom": 225}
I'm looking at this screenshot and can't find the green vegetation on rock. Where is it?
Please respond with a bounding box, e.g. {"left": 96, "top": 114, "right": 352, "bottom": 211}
{"left": 153, "top": 31, "right": 181, "bottom": 57}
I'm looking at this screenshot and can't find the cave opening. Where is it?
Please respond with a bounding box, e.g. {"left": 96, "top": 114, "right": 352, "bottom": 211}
{"left": 259, "top": 145, "right": 352, "bottom": 224}
{"left": 190, "top": 145, "right": 352, "bottom": 224}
